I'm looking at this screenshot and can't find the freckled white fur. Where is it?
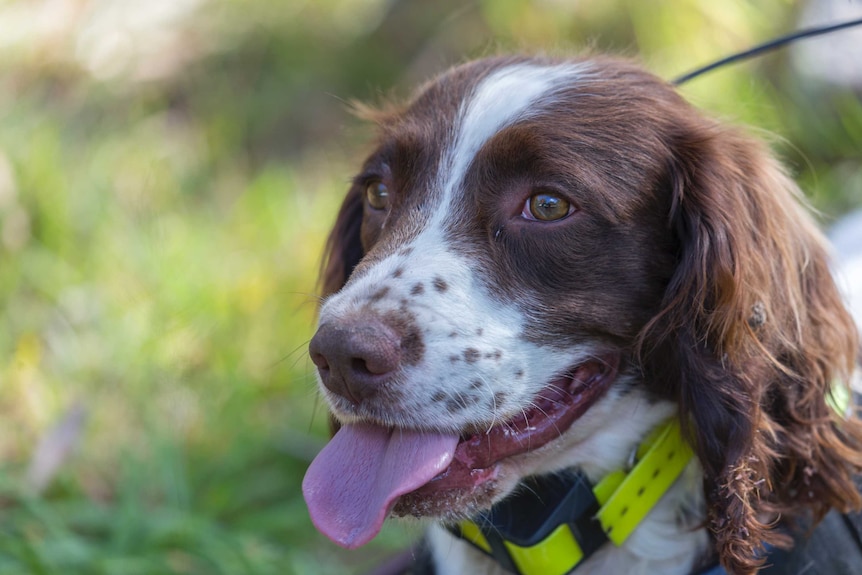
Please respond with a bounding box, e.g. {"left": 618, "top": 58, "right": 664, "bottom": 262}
{"left": 320, "top": 232, "right": 591, "bottom": 430}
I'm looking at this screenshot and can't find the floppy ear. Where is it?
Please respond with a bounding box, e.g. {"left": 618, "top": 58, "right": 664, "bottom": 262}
{"left": 639, "top": 123, "right": 862, "bottom": 574}
{"left": 320, "top": 185, "right": 365, "bottom": 298}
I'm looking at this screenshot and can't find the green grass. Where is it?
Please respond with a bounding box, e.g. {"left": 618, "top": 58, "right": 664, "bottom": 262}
{"left": 0, "top": 40, "right": 411, "bottom": 572}
{"left": 0, "top": 113, "right": 415, "bottom": 571}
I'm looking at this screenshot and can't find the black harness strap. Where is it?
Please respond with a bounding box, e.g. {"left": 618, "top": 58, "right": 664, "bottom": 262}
{"left": 758, "top": 509, "right": 862, "bottom": 575}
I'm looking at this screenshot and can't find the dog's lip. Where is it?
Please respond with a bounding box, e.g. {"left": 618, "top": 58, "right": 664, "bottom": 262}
{"left": 406, "top": 353, "right": 620, "bottom": 497}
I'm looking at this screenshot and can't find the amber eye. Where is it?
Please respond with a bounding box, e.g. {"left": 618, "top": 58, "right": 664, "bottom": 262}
{"left": 365, "top": 181, "right": 390, "bottom": 210}
{"left": 522, "top": 192, "right": 573, "bottom": 221}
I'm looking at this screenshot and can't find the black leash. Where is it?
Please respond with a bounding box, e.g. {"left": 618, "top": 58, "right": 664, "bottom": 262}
{"left": 672, "top": 16, "right": 862, "bottom": 85}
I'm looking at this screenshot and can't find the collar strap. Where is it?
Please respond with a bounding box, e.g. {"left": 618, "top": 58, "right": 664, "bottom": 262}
{"left": 450, "top": 419, "right": 694, "bottom": 575}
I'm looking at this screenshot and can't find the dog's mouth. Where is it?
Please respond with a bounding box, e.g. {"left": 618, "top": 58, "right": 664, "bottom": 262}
{"left": 302, "top": 353, "right": 619, "bottom": 549}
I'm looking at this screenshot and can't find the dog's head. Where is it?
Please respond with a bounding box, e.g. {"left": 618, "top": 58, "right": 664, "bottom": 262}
{"left": 303, "top": 56, "right": 862, "bottom": 573}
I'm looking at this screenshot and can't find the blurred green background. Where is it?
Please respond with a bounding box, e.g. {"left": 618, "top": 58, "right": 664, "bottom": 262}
{"left": 0, "top": 0, "right": 860, "bottom": 573}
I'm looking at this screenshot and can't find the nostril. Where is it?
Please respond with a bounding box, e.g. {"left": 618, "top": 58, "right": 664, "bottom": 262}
{"left": 351, "top": 357, "right": 372, "bottom": 376}
{"left": 353, "top": 349, "right": 400, "bottom": 376}
{"left": 310, "top": 351, "right": 330, "bottom": 371}
{"left": 309, "top": 316, "right": 409, "bottom": 403}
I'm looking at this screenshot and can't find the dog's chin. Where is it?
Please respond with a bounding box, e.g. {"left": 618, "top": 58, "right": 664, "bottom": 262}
{"left": 390, "top": 353, "right": 620, "bottom": 521}
{"left": 392, "top": 477, "right": 501, "bottom": 520}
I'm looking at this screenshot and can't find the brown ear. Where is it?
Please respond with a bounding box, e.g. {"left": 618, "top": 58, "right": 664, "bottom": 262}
{"left": 320, "top": 185, "right": 365, "bottom": 298}
{"left": 639, "top": 123, "right": 862, "bottom": 574}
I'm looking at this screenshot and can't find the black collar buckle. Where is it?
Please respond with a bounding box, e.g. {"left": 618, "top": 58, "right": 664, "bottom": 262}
{"left": 448, "top": 473, "right": 609, "bottom": 575}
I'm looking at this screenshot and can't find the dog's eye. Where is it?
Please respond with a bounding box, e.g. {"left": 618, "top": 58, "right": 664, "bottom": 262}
{"left": 366, "top": 181, "right": 390, "bottom": 210}
{"left": 522, "top": 192, "right": 573, "bottom": 221}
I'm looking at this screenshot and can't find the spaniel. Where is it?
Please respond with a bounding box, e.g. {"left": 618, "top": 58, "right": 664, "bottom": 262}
{"left": 302, "top": 56, "right": 862, "bottom": 575}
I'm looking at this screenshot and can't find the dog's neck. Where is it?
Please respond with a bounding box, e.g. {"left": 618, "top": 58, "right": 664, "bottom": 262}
{"left": 428, "top": 463, "right": 708, "bottom": 575}
{"left": 426, "top": 404, "right": 712, "bottom": 575}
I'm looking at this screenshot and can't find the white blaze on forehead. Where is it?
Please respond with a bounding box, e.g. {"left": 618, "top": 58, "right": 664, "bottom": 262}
{"left": 438, "top": 62, "right": 589, "bottom": 210}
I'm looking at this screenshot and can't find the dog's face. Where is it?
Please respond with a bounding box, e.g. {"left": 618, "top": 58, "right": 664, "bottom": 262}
{"left": 307, "top": 56, "right": 679, "bottom": 531}
{"left": 303, "top": 55, "right": 862, "bottom": 573}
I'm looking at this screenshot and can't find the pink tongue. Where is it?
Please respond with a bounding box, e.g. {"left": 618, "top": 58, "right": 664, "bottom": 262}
{"left": 302, "top": 423, "right": 459, "bottom": 549}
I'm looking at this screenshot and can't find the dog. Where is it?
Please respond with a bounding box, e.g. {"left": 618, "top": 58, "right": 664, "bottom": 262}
{"left": 302, "top": 55, "right": 862, "bottom": 575}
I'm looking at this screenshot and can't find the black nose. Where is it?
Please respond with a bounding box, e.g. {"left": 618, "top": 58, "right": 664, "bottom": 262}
{"left": 309, "top": 316, "right": 403, "bottom": 404}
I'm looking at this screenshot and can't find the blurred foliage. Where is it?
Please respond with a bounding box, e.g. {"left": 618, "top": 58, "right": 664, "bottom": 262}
{"left": 0, "top": 0, "right": 860, "bottom": 573}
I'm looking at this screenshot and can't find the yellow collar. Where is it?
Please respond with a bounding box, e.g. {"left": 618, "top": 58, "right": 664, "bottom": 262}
{"left": 451, "top": 419, "right": 694, "bottom": 575}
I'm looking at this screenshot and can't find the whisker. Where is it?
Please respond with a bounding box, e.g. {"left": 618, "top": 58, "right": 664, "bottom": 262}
{"left": 536, "top": 405, "right": 564, "bottom": 438}
{"left": 269, "top": 338, "right": 313, "bottom": 370}
{"left": 487, "top": 385, "right": 499, "bottom": 433}
{"left": 297, "top": 372, "right": 322, "bottom": 394}
{"left": 516, "top": 480, "right": 542, "bottom": 502}
{"left": 532, "top": 394, "right": 567, "bottom": 408}
{"left": 308, "top": 388, "right": 324, "bottom": 433}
